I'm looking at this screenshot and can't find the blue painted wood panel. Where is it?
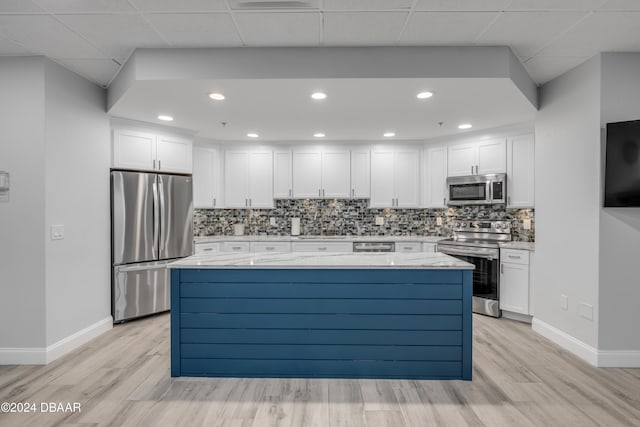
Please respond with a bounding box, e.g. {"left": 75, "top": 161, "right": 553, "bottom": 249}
{"left": 171, "top": 268, "right": 472, "bottom": 380}
{"left": 181, "top": 329, "right": 463, "bottom": 346}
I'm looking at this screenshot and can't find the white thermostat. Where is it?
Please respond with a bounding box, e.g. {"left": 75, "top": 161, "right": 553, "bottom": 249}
{"left": 0, "top": 171, "right": 9, "bottom": 202}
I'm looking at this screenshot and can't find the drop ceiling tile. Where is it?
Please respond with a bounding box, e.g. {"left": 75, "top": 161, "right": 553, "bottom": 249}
{"left": 478, "top": 11, "right": 587, "bottom": 57}
{"left": 323, "top": 0, "right": 412, "bottom": 10}
{"left": 401, "top": 12, "right": 499, "bottom": 44}
{"left": 414, "top": 0, "right": 511, "bottom": 11}
{"left": 599, "top": 0, "right": 640, "bottom": 10}
{"left": 0, "top": 0, "right": 45, "bottom": 12}
{"left": 539, "top": 12, "right": 640, "bottom": 56}
{"left": 33, "top": 0, "right": 135, "bottom": 13}
{"left": 507, "top": 0, "right": 608, "bottom": 11}
{"left": 323, "top": 12, "right": 408, "bottom": 45}
{"left": 0, "top": 15, "right": 105, "bottom": 58}
{"left": 234, "top": 12, "right": 320, "bottom": 46}
{"left": 129, "top": 0, "right": 227, "bottom": 12}
{"left": 57, "top": 14, "right": 169, "bottom": 58}
{"left": 523, "top": 55, "right": 589, "bottom": 84}
{"left": 145, "top": 13, "right": 242, "bottom": 46}
{"left": 55, "top": 58, "right": 121, "bottom": 86}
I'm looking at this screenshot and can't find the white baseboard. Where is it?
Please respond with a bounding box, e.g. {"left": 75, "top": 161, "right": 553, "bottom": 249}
{"left": 532, "top": 318, "right": 640, "bottom": 368}
{"left": 0, "top": 316, "right": 112, "bottom": 365}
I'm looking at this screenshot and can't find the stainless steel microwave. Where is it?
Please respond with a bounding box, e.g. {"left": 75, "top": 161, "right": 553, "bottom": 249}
{"left": 446, "top": 173, "right": 506, "bottom": 206}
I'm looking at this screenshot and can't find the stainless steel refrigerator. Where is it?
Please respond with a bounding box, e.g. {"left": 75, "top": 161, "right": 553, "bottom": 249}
{"left": 111, "top": 170, "right": 193, "bottom": 323}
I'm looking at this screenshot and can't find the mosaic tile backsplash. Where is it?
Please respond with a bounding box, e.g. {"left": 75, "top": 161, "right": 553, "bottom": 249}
{"left": 194, "top": 199, "right": 535, "bottom": 242}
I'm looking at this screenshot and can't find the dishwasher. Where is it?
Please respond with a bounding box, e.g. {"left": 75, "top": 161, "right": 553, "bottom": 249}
{"left": 352, "top": 242, "right": 395, "bottom": 252}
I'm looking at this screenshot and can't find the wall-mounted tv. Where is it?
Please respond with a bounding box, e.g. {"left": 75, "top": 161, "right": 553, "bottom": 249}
{"left": 604, "top": 119, "right": 640, "bottom": 207}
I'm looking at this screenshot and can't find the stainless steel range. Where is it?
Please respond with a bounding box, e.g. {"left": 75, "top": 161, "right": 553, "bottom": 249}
{"left": 437, "top": 220, "right": 511, "bottom": 318}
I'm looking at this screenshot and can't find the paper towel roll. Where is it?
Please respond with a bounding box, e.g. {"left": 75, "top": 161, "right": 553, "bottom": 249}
{"left": 291, "top": 218, "right": 300, "bottom": 236}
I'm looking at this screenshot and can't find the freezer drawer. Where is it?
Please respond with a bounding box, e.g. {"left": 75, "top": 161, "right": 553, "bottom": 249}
{"left": 113, "top": 261, "right": 170, "bottom": 323}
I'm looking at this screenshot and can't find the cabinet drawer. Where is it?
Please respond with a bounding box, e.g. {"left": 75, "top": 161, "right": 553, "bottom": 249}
{"left": 423, "top": 243, "right": 437, "bottom": 253}
{"left": 396, "top": 242, "right": 422, "bottom": 253}
{"left": 501, "top": 249, "right": 529, "bottom": 265}
{"left": 291, "top": 242, "right": 353, "bottom": 252}
{"left": 222, "top": 241, "right": 251, "bottom": 252}
{"left": 250, "top": 242, "right": 291, "bottom": 253}
{"left": 194, "top": 242, "right": 221, "bottom": 254}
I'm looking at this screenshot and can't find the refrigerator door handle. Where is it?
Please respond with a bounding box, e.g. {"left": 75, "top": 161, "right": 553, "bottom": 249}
{"left": 152, "top": 180, "right": 159, "bottom": 259}
{"left": 158, "top": 175, "right": 166, "bottom": 256}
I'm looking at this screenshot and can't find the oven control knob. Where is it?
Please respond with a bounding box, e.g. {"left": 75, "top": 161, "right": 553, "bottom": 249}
{"left": 455, "top": 222, "right": 461, "bottom": 228}
{"left": 495, "top": 223, "right": 502, "bottom": 229}
{"left": 460, "top": 223, "right": 467, "bottom": 228}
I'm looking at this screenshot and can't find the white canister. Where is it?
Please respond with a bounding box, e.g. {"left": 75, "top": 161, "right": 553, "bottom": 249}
{"left": 233, "top": 223, "right": 245, "bottom": 236}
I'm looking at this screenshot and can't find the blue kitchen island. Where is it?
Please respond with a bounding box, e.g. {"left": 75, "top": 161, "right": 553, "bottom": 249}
{"left": 168, "top": 252, "right": 474, "bottom": 380}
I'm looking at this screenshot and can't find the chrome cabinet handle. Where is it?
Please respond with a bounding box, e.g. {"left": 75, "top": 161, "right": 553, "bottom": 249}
{"left": 203, "top": 248, "right": 213, "bottom": 252}
{"left": 501, "top": 264, "right": 504, "bottom": 274}
{"left": 158, "top": 160, "right": 162, "bottom": 170}
{"left": 318, "top": 247, "right": 327, "bottom": 251}
{"left": 352, "top": 189, "right": 355, "bottom": 197}
{"left": 265, "top": 247, "right": 275, "bottom": 251}
{"left": 323, "top": 189, "right": 325, "bottom": 197}
{"left": 471, "top": 165, "right": 474, "bottom": 175}
{"left": 319, "top": 189, "right": 321, "bottom": 197}
{"left": 508, "top": 255, "right": 521, "bottom": 259}
{"left": 232, "top": 246, "right": 242, "bottom": 250}
{"left": 443, "top": 198, "right": 446, "bottom": 206}
{"left": 289, "top": 189, "right": 292, "bottom": 197}
{"left": 153, "top": 159, "right": 157, "bottom": 170}
{"left": 213, "top": 198, "right": 216, "bottom": 207}
{"left": 249, "top": 198, "right": 252, "bottom": 207}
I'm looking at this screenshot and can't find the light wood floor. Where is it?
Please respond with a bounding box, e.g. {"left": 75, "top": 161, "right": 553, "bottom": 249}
{"left": 1, "top": 313, "right": 639, "bottom": 427}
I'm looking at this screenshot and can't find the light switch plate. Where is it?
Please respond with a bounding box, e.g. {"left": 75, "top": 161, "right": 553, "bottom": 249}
{"left": 375, "top": 216, "right": 384, "bottom": 226}
{"left": 436, "top": 217, "right": 443, "bottom": 226}
{"left": 578, "top": 302, "right": 594, "bottom": 320}
{"left": 523, "top": 219, "right": 532, "bottom": 230}
{"left": 560, "top": 294, "right": 568, "bottom": 310}
{"left": 51, "top": 224, "right": 65, "bottom": 240}
{"left": 269, "top": 217, "right": 277, "bottom": 226}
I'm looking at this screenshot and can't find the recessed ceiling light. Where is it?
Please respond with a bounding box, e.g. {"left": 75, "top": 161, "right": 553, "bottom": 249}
{"left": 247, "top": 132, "right": 259, "bottom": 138}
{"left": 416, "top": 91, "right": 433, "bottom": 99}
{"left": 313, "top": 132, "right": 325, "bottom": 138}
{"left": 383, "top": 132, "right": 396, "bottom": 137}
{"left": 157, "top": 115, "right": 173, "bottom": 121}
{"left": 458, "top": 124, "right": 472, "bottom": 130}
{"left": 311, "top": 92, "right": 327, "bottom": 100}
{"left": 208, "top": 92, "right": 225, "bottom": 101}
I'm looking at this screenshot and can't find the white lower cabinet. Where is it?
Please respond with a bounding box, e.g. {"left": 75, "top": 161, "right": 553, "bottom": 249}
{"left": 222, "top": 241, "right": 251, "bottom": 252}
{"left": 194, "top": 242, "right": 221, "bottom": 254}
{"left": 291, "top": 241, "right": 353, "bottom": 252}
{"left": 500, "top": 249, "right": 530, "bottom": 315}
{"left": 250, "top": 241, "right": 291, "bottom": 253}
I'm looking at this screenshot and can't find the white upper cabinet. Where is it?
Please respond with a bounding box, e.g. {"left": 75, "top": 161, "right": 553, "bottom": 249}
{"left": 351, "top": 149, "right": 370, "bottom": 198}
{"left": 423, "top": 145, "right": 448, "bottom": 208}
{"left": 192, "top": 145, "right": 222, "bottom": 209}
{"left": 224, "top": 149, "right": 273, "bottom": 208}
{"left": 507, "top": 133, "right": 535, "bottom": 208}
{"left": 273, "top": 150, "right": 292, "bottom": 199}
{"left": 112, "top": 126, "right": 192, "bottom": 174}
{"left": 370, "top": 146, "right": 420, "bottom": 208}
{"left": 292, "top": 148, "right": 350, "bottom": 198}
{"left": 447, "top": 138, "right": 506, "bottom": 177}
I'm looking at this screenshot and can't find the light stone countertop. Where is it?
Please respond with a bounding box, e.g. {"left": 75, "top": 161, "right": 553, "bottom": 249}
{"left": 499, "top": 241, "right": 535, "bottom": 251}
{"left": 169, "top": 251, "right": 474, "bottom": 270}
{"left": 193, "top": 235, "right": 448, "bottom": 244}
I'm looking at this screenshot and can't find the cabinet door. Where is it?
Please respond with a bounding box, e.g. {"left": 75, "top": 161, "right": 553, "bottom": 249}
{"left": 477, "top": 138, "right": 506, "bottom": 175}
{"left": 351, "top": 149, "right": 370, "bottom": 198}
{"left": 500, "top": 262, "right": 529, "bottom": 315}
{"left": 248, "top": 151, "right": 274, "bottom": 208}
{"left": 322, "top": 149, "right": 351, "bottom": 198}
{"left": 156, "top": 135, "right": 192, "bottom": 173}
{"left": 370, "top": 150, "right": 395, "bottom": 208}
{"left": 395, "top": 149, "right": 420, "bottom": 208}
{"left": 447, "top": 143, "right": 476, "bottom": 177}
{"left": 193, "top": 146, "right": 216, "bottom": 208}
{"left": 424, "top": 145, "right": 447, "bottom": 208}
{"left": 273, "top": 150, "right": 292, "bottom": 198}
{"left": 507, "top": 133, "right": 535, "bottom": 208}
{"left": 292, "top": 150, "right": 322, "bottom": 198}
{"left": 224, "top": 151, "right": 249, "bottom": 208}
{"left": 112, "top": 128, "right": 156, "bottom": 171}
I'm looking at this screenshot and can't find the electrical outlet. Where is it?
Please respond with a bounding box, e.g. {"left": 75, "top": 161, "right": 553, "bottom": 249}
{"left": 523, "top": 219, "right": 531, "bottom": 230}
{"left": 51, "top": 224, "right": 65, "bottom": 240}
{"left": 375, "top": 216, "right": 385, "bottom": 226}
{"left": 269, "top": 217, "right": 277, "bottom": 226}
{"left": 436, "top": 217, "right": 443, "bottom": 226}
{"left": 560, "top": 294, "right": 568, "bottom": 310}
{"left": 578, "top": 302, "right": 594, "bottom": 320}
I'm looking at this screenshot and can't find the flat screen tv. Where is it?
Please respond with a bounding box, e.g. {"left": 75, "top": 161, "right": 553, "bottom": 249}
{"left": 604, "top": 119, "right": 640, "bottom": 207}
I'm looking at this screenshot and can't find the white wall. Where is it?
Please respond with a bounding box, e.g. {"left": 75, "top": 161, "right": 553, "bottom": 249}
{"left": 0, "top": 57, "right": 110, "bottom": 364}
{"left": 598, "top": 53, "right": 640, "bottom": 352}
{"left": 0, "top": 57, "right": 47, "bottom": 350}
{"left": 44, "top": 60, "right": 111, "bottom": 347}
{"left": 534, "top": 56, "right": 602, "bottom": 350}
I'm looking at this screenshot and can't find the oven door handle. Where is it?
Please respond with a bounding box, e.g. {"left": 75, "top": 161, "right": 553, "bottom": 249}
{"left": 438, "top": 246, "right": 498, "bottom": 260}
